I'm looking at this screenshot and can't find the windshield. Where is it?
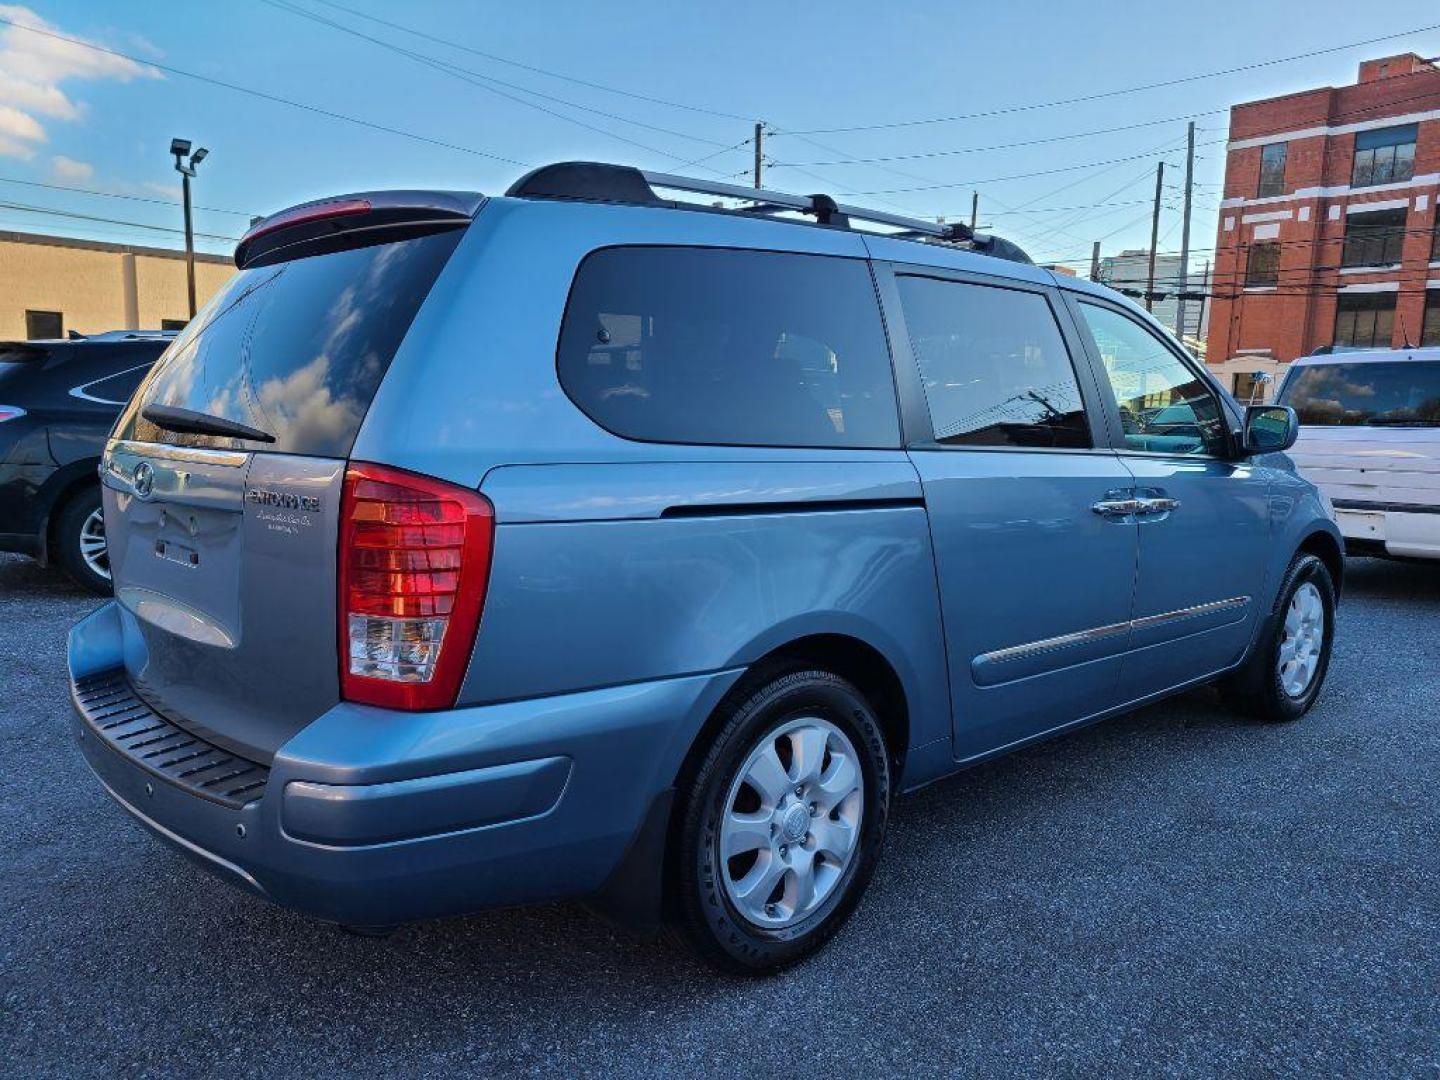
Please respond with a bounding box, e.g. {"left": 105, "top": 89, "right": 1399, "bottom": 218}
{"left": 1278, "top": 360, "right": 1440, "bottom": 427}
{"left": 115, "top": 228, "right": 463, "bottom": 456}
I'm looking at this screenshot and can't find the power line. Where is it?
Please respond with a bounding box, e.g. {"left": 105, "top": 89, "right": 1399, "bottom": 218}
{"left": 0, "top": 14, "right": 532, "bottom": 167}
{"left": 831, "top": 142, "right": 1222, "bottom": 197}
{"left": 787, "top": 21, "right": 1440, "bottom": 133}
{"left": 258, "top": 0, "right": 738, "bottom": 159}
{"left": 770, "top": 110, "right": 1229, "bottom": 167}
{"left": 0, "top": 174, "right": 259, "bottom": 218}
{"left": 0, "top": 199, "right": 241, "bottom": 242}
{"left": 303, "top": 0, "right": 756, "bottom": 123}
{"left": 1035, "top": 223, "right": 1440, "bottom": 266}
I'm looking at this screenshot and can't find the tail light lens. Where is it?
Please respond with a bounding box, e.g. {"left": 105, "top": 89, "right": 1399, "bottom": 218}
{"left": 339, "top": 462, "right": 494, "bottom": 710}
{"left": 0, "top": 406, "right": 26, "bottom": 423}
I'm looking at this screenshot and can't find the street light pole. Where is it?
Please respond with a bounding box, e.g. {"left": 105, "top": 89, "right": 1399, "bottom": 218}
{"left": 170, "top": 138, "right": 208, "bottom": 320}
{"left": 180, "top": 170, "right": 195, "bottom": 318}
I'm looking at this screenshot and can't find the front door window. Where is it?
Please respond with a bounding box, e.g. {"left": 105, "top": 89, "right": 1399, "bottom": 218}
{"left": 1076, "top": 303, "right": 1228, "bottom": 456}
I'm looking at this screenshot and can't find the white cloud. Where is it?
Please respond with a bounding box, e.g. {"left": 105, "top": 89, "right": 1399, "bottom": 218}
{"left": 0, "top": 102, "right": 43, "bottom": 157}
{"left": 50, "top": 154, "right": 93, "bottom": 181}
{"left": 0, "top": 5, "right": 161, "bottom": 160}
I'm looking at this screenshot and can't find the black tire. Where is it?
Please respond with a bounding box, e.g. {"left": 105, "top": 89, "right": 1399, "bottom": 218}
{"left": 53, "top": 485, "right": 112, "bottom": 596}
{"left": 1220, "top": 553, "right": 1335, "bottom": 722}
{"left": 672, "top": 668, "right": 891, "bottom": 974}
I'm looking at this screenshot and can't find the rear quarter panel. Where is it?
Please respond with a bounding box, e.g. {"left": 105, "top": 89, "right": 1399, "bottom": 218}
{"left": 463, "top": 461, "right": 953, "bottom": 779}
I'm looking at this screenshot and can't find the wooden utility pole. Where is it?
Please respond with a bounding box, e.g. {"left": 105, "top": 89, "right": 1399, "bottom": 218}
{"left": 970, "top": 192, "right": 979, "bottom": 231}
{"left": 753, "top": 122, "right": 764, "bottom": 188}
{"left": 1090, "top": 241, "right": 1102, "bottom": 282}
{"left": 1175, "top": 121, "right": 1196, "bottom": 340}
{"left": 1145, "top": 161, "right": 1165, "bottom": 312}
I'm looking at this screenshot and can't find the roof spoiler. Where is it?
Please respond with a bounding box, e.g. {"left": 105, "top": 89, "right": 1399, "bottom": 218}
{"left": 0, "top": 342, "right": 48, "bottom": 363}
{"left": 235, "top": 190, "right": 484, "bottom": 270}
{"left": 505, "top": 161, "right": 1032, "bottom": 264}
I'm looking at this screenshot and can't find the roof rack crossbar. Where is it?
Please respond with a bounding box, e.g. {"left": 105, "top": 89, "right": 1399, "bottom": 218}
{"left": 639, "top": 170, "right": 946, "bottom": 237}
{"left": 505, "top": 162, "right": 1026, "bottom": 262}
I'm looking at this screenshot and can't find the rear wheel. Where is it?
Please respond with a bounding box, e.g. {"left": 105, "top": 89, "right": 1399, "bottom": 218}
{"left": 1220, "top": 553, "right": 1335, "bottom": 721}
{"left": 54, "top": 486, "right": 112, "bottom": 595}
{"left": 672, "top": 669, "right": 891, "bottom": 974}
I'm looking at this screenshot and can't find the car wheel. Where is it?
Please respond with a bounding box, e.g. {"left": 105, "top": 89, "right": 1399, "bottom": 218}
{"left": 54, "top": 486, "right": 112, "bottom": 595}
{"left": 1220, "top": 553, "right": 1335, "bottom": 722}
{"left": 672, "top": 668, "right": 891, "bottom": 974}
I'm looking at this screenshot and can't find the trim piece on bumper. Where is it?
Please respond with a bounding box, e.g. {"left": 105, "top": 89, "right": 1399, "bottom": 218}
{"left": 1333, "top": 498, "right": 1440, "bottom": 516}
{"left": 282, "top": 756, "right": 572, "bottom": 847}
{"left": 89, "top": 766, "right": 265, "bottom": 894}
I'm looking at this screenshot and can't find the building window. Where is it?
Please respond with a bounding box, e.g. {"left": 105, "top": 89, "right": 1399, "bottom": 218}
{"left": 1351, "top": 124, "right": 1417, "bottom": 188}
{"left": 1333, "top": 292, "right": 1396, "bottom": 350}
{"left": 161, "top": 318, "right": 188, "bottom": 331}
{"left": 1423, "top": 291, "right": 1440, "bottom": 348}
{"left": 1245, "top": 241, "right": 1280, "bottom": 286}
{"left": 1433, "top": 214, "right": 1439, "bottom": 264}
{"left": 1257, "top": 143, "right": 1287, "bottom": 198}
{"left": 24, "top": 310, "right": 62, "bottom": 339}
{"left": 1342, "top": 207, "right": 1408, "bottom": 267}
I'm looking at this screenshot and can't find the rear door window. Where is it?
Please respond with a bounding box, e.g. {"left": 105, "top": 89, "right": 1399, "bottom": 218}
{"left": 895, "top": 275, "right": 1092, "bottom": 448}
{"left": 117, "top": 229, "right": 463, "bottom": 456}
{"left": 557, "top": 246, "right": 900, "bottom": 448}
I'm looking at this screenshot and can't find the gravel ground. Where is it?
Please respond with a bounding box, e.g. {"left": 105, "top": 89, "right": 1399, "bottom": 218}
{"left": 2, "top": 552, "right": 1437, "bottom": 1078}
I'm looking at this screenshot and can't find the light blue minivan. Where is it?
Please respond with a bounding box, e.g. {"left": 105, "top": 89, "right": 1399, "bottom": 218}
{"left": 68, "top": 163, "right": 1342, "bottom": 972}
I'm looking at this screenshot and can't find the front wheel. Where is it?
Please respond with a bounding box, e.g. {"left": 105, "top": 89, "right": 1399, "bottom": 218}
{"left": 54, "top": 485, "right": 112, "bottom": 595}
{"left": 1221, "top": 553, "right": 1335, "bottom": 721}
{"left": 672, "top": 669, "right": 891, "bottom": 974}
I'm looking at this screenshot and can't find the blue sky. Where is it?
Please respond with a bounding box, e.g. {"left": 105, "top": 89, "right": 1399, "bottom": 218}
{"left": 1, "top": 1, "right": 1437, "bottom": 268}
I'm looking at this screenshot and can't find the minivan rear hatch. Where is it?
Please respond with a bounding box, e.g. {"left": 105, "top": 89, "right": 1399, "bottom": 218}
{"left": 102, "top": 193, "right": 477, "bottom": 762}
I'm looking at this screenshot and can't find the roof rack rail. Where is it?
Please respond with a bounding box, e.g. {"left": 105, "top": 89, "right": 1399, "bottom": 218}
{"left": 505, "top": 162, "right": 1031, "bottom": 264}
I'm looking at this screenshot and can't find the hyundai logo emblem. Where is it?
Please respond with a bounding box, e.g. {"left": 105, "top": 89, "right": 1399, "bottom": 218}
{"left": 133, "top": 461, "right": 155, "bottom": 498}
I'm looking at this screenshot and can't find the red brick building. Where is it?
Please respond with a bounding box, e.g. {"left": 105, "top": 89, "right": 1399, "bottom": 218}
{"left": 1206, "top": 53, "right": 1440, "bottom": 399}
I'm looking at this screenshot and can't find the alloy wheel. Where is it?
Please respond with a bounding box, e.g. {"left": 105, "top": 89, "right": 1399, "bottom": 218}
{"left": 718, "top": 716, "right": 863, "bottom": 929}
{"left": 1278, "top": 581, "right": 1324, "bottom": 697}
{"left": 79, "top": 507, "right": 110, "bottom": 582}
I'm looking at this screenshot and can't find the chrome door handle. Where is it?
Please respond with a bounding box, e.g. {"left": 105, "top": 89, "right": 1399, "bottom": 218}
{"left": 1091, "top": 498, "right": 1143, "bottom": 517}
{"left": 1136, "top": 496, "right": 1180, "bottom": 514}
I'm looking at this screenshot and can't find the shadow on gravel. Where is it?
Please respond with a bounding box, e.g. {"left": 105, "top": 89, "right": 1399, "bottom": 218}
{"left": 0, "top": 551, "right": 92, "bottom": 600}
{"left": 1341, "top": 554, "right": 1440, "bottom": 602}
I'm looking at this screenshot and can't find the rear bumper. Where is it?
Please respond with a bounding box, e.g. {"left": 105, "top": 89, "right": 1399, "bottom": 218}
{"left": 69, "top": 602, "right": 742, "bottom": 926}
{"left": 1334, "top": 504, "right": 1440, "bottom": 560}
{"left": 0, "top": 460, "right": 57, "bottom": 557}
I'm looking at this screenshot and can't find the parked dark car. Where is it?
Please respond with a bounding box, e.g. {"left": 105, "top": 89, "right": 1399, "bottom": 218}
{"left": 0, "top": 330, "right": 175, "bottom": 592}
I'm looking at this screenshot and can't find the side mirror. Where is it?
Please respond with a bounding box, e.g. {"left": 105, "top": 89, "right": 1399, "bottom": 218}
{"left": 1244, "top": 404, "right": 1299, "bottom": 454}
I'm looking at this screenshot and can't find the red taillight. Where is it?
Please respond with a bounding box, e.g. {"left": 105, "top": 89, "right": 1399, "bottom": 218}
{"left": 339, "top": 462, "right": 494, "bottom": 710}
{"left": 241, "top": 197, "right": 372, "bottom": 247}
{"left": 0, "top": 405, "right": 25, "bottom": 423}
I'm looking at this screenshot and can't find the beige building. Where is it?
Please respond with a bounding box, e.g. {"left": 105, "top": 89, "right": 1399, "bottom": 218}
{"left": 0, "top": 230, "right": 235, "bottom": 340}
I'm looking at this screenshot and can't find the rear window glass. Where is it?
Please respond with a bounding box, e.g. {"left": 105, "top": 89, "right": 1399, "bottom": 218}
{"left": 557, "top": 246, "right": 899, "bottom": 448}
{"left": 1279, "top": 360, "right": 1440, "bottom": 427}
{"left": 116, "top": 229, "right": 463, "bottom": 456}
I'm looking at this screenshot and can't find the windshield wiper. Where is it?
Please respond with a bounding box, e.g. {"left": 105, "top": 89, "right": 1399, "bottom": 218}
{"left": 142, "top": 404, "right": 276, "bottom": 443}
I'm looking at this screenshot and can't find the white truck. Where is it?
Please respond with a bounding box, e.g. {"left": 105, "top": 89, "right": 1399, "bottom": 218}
{"left": 1278, "top": 346, "right": 1440, "bottom": 560}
